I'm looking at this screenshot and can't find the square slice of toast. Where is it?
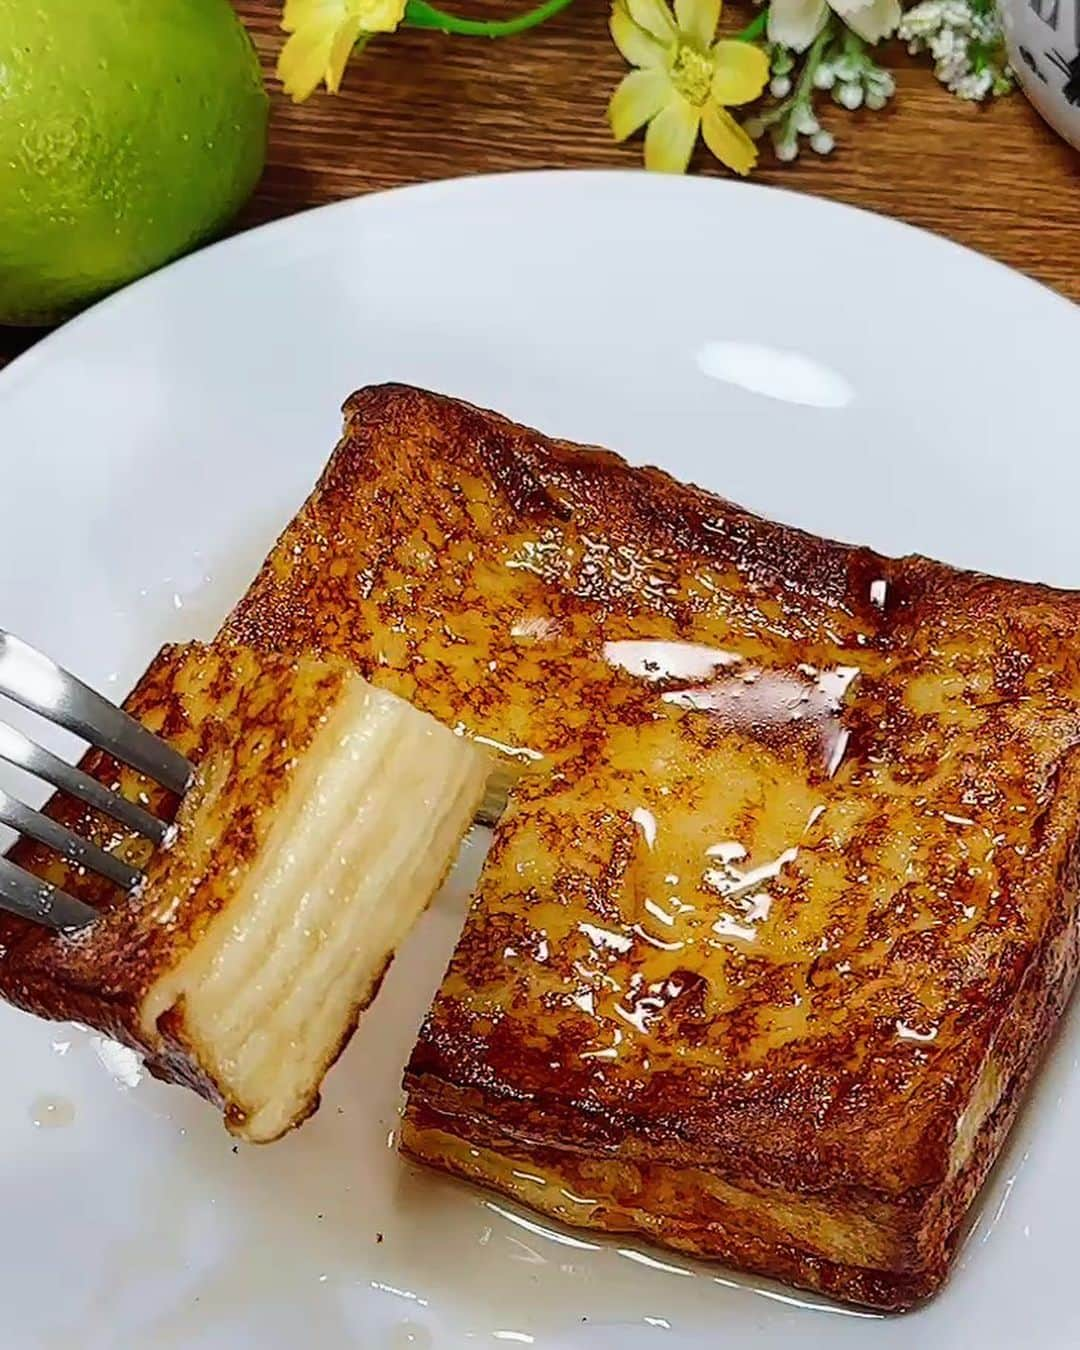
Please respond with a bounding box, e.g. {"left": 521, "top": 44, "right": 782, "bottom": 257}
{"left": 223, "top": 385, "right": 1080, "bottom": 1307}
{"left": 0, "top": 642, "right": 490, "bottom": 1141}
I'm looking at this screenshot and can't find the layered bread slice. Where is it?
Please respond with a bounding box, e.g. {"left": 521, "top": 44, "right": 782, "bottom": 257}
{"left": 220, "top": 385, "right": 1080, "bottom": 1307}
{"left": 0, "top": 642, "right": 490, "bottom": 1141}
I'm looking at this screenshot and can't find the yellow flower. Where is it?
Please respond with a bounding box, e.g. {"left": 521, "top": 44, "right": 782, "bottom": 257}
{"left": 608, "top": 0, "right": 769, "bottom": 175}
{"left": 278, "top": 0, "right": 407, "bottom": 102}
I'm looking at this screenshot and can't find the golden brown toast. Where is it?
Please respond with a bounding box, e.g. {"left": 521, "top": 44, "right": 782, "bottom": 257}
{"left": 222, "top": 385, "right": 1080, "bottom": 1308}
{"left": 0, "top": 641, "right": 490, "bottom": 1140}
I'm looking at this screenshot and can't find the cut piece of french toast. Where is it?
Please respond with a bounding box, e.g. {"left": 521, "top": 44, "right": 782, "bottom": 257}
{"left": 0, "top": 642, "right": 490, "bottom": 1141}
{"left": 222, "top": 385, "right": 1080, "bottom": 1308}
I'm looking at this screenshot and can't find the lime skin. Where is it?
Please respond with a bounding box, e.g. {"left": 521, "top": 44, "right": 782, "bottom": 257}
{"left": 0, "top": 0, "right": 269, "bottom": 325}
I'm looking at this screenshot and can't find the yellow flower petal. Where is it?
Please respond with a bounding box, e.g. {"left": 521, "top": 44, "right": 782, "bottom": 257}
{"left": 278, "top": 25, "right": 336, "bottom": 101}
{"left": 282, "top": 0, "right": 344, "bottom": 36}
{"left": 644, "top": 96, "right": 700, "bottom": 172}
{"left": 609, "top": 68, "right": 673, "bottom": 140}
{"left": 610, "top": 2, "right": 667, "bottom": 67}
{"left": 278, "top": 0, "right": 392, "bottom": 100}
{"left": 326, "top": 16, "right": 367, "bottom": 92}
{"left": 674, "top": 0, "right": 721, "bottom": 45}
{"left": 709, "top": 40, "right": 770, "bottom": 105}
{"left": 701, "top": 102, "right": 758, "bottom": 175}
{"left": 766, "top": 0, "right": 829, "bottom": 50}
{"left": 357, "top": 0, "right": 408, "bottom": 33}
{"left": 626, "top": 0, "right": 677, "bottom": 42}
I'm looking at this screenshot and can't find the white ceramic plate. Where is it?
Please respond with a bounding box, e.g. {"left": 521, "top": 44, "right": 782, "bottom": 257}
{"left": 0, "top": 171, "right": 1078, "bottom": 1350}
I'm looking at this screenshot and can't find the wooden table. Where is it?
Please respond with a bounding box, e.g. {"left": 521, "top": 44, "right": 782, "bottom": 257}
{"left": 2, "top": 0, "right": 1077, "bottom": 370}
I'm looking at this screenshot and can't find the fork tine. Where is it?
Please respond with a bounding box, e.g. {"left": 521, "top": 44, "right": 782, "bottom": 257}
{"left": 0, "top": 857, "right": 97, "bottom": 932}
{"left": 0, "top": 788, "right": 142, "bottom": 891}
{"left": 0, "top": 630, "right": 193, "bottom": 796}
{"left": 0, "top": 722, "right": 169, "bottom": 845}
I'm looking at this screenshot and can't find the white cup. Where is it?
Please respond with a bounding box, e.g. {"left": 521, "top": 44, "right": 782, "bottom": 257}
{"left": 1000, "top": 0, "right": 1080, "bottom": 148}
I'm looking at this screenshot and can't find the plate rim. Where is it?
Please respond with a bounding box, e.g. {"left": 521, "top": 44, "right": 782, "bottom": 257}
{"left": 2, "top": 168, "right": 1075, "bottom": 397}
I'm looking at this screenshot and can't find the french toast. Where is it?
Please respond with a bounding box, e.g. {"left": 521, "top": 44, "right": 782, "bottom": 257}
{"left": 222, "top": 385, "right": 1080, "bottom": 1308}
{"left": 0, "top": 641, "right": 490, "bottom": 1141}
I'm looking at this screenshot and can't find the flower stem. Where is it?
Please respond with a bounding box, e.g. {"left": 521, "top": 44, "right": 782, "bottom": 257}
{"left": 752, "top": 13, "right": 834, "bottom": 133}
{"left": 735, "top": 9, "right": 768, "bottom": 42}
{"left": 744, "top": 11, "right": 835, "bottom": 155}
{"left": 839, "top": 26, "right": 866, "bottom": 64}
{"left": 797, "top": 17, "right": 835, "bottom": 99}
{"left": 404, "top": 0, "right": 574, "bottom": 36}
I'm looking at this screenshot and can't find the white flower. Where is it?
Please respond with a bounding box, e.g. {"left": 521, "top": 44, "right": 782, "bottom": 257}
{"left": 954, "top": 67, "right": 994, "bottom": 98}
{"left": 898, "top": 0, "right": 1012, "bottom": 100}
{"left": 768, "top": 0, "right": 900, "bottom": 52}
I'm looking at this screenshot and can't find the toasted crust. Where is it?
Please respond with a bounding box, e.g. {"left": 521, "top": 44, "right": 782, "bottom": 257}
{"left": 0, "top": 641, "right": 490, "bottom": 1139}
{"left": 401, "top": 808, "right": 1080, "bottom": 1309}
{"left": 6, "top": 384, "right": 1077, "bottom": 1303}
{"left": 0, "top": 645, "right": 348, "bottom": 1086}
{"left": 221, "top": 385, "right": 1080, "bottom": 1306}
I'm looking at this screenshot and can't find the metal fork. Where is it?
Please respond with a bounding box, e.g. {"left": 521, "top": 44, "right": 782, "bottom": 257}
{"left": 0, "top": 630, "right": 193, "bottom": 933}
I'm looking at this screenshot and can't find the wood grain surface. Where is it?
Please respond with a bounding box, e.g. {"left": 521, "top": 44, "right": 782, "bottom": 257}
{"left": 1, "top": 0, "right": 1077, "bottom": 370}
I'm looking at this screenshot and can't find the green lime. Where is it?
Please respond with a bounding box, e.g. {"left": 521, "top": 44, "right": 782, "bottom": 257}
{"left": 0, "top": 0, "right": 268, "bottom": 325}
